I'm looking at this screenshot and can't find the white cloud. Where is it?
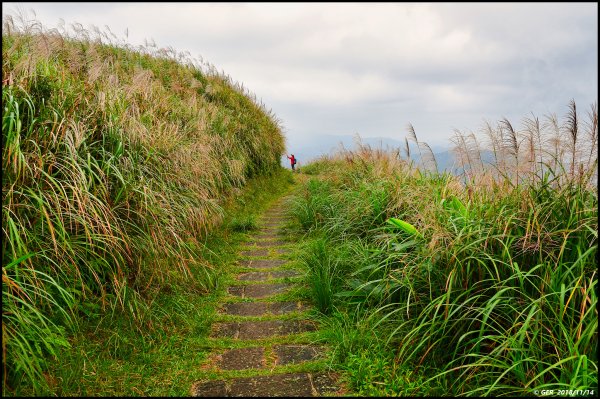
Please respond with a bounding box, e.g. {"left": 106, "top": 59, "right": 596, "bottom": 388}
{"left": 2, "top": 2, "right": 597, "bottom": 150}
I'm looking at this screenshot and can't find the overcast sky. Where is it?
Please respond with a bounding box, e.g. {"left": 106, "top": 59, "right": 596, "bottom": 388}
{"left": 3, "top": 2, "right": 598, "bottom": 150}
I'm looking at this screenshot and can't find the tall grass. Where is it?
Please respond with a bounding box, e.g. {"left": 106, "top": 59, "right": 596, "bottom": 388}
{"left": 2, "top": 12, "right": 285, "bottom": 394}
{"left": 290, "top": 102, "right": 597, "bottom": 396}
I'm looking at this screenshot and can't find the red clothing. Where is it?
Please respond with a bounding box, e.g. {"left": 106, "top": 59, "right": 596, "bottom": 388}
{"left": 287, "top": 155, "right": 296, "bottom": 166}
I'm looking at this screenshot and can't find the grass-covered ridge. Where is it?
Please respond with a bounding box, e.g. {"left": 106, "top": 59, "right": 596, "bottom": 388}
{"left": 2, "top": 15, "right": 285, "bottom": 394}
{"left": 290, "top": 103, "right": 597, "bottom": 396}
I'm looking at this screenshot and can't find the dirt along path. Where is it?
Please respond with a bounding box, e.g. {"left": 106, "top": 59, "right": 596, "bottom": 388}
{"left": 190, "top": 195, "right": 343, "bottom": 397}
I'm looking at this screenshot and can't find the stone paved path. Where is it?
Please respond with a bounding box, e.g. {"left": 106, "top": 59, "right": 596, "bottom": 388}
{"left": 191, "top": 196, "right": 342, "bottom": 397}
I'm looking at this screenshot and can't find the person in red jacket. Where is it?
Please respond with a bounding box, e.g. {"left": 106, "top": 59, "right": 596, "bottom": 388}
{"left": 287, "top": 154, "right": 297, "bottom": 171}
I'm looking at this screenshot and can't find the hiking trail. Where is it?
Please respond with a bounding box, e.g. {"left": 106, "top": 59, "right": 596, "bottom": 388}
{"left": 190, "top": 194, "right": 343, "bottom": 397}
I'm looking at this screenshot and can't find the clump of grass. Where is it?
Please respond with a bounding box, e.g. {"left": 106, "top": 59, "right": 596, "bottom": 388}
{"left": 299, "top": 236, "right": 339, "bottom": 314}
{"left": 227, "top": 215, "right": 258, "bottom": 232}
{"left": 289, "top": 178, "right": 332, "bottom": 232}
{"left": 298, "top": 156, "right": 332, "bottom": 175}
{"left": 2, "top": 11, "right": 286, "bottom": 394}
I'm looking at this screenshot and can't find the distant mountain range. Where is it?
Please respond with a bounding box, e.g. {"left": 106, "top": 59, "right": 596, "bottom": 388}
{"left": 282, "top": 134, "right": 465, "bottom": 173}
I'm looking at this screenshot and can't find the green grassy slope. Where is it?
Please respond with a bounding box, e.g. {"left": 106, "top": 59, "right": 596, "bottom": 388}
{"left": 2, "top": 16, "right": 285, "bottom": 394}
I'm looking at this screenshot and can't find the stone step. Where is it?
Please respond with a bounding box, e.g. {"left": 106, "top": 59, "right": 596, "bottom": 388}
{"left": 227, "top": 283, "right": 290, "bottom": 299}
{"left": 261, "top": 215, "right": 288, "bottom": 220}
{"left": 263, "top": 211, "right": 287, "bottom": 216}
{"left": 238, "top": 259, "right": 288, "bottom": 269}
{"left": 191, "top": 372, "right": 339, "bottom": 397}
{"left": 210, "top": 320, "right": 317, "bottom": 339}
{"left": 258, "top": 225, "right": 283, "bottom": 232}
{"left": 219, "top": 301, "right": 306, "bottom": 316}
{"left": 260, "top": 221, "right": 287, "bottom": 227}
{"left": 245, "top": 240, "right": 288, "bottom": 248}
{"left": 236, "top": 270, "right": 301, "bottom": 282}
{"left": 260, "top": 212, "right": 290, "bottom": 220}
{"left": 214, "top": 347, "right": 265, "bottom": 370}
{"left": 252, "top": 232, "right": 280, "bottom": 240}
{"left": 273, "top": 344, "right": 326, "bottom": 366}
{"left": 256, "top": 230, "right": 283, "bottom": 237}
{"left": 210, "top": 344, "right": 325, "bottom": 371}
{"left": 261, "top": 222, "right": 286, "bottom": 228}
{"left": 239, "top": 248, "right": 270, "bottom": 257}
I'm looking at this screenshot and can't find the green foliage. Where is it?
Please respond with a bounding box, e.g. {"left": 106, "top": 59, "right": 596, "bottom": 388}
{"left": 227, "top": 215, "right": 258, "bottom": 232}
{"left": 2, "top": 16, "right": 286, "bottom": 394}
{"left": 387, "top": 217, "right": 421, "bottom": 238}
{"left": 299, "top": 237, "right": 339, "bottom": 314}
{"left": 346, "top": 351, "right": 433, "bottom": 396}
{"left": 298, "top": 158, "right": 331, "bottom": 175}
{"left": 290, "top": 179, "right": 334, "bottom": 231}
{"left": 6, "top": 162, "right": 294, "bottom": 396}
{"left": 291, "top": 132, "right": 597, "bottom": 395}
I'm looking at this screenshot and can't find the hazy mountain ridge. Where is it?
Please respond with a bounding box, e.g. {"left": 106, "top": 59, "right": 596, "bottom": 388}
{"left": 283, "top": 134, "right": 460, "bottom": 171}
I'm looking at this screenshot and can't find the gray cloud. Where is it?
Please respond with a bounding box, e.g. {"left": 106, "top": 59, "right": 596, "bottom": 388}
{"left": 3, "top": 2, "right": 597, "bottom": 148}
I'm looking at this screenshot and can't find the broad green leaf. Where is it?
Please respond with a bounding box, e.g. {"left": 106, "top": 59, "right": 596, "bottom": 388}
{"left": 387, "top": 217, "right": 421, "bottom": 238}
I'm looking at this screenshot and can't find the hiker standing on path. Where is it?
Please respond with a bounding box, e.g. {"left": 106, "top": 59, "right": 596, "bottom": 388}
{"left": 287, "top": 154, "right": 297, "bottom": 172}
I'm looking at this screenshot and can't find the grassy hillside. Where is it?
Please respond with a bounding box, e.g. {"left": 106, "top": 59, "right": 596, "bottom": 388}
{"left": 290, "top": 103, "right": 597, "bottom": 396}
{"left": 2, "top": 15, "right": 285, "bottom": 394}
